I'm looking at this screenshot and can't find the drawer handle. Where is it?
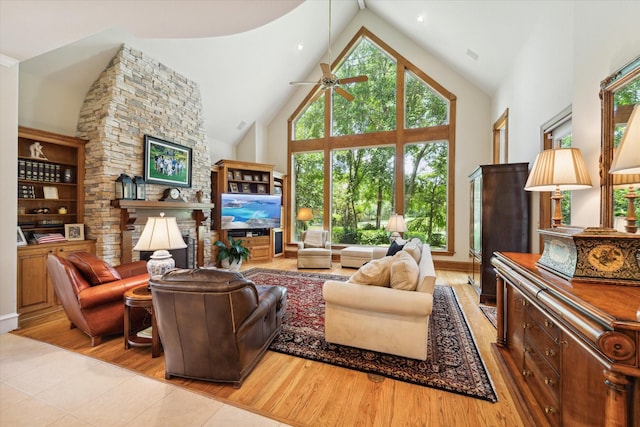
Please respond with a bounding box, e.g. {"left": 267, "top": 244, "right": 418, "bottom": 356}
{"left": 523, "top": 323, "right": 531, "bottom": 330}
{"left": 545, "top": 349, "right": 556, "bottom": 357}
{"left": 544, "top": 377, "right": 555, "bottom": 385}
{"left": 544, "top": 319, "right": 555, "bottom": 328}
{"left": 522, "top": 370, "right": 532, "bottom": 377}
{"left": 524, "top": 347, "right": 532, "bottom": 353}
{"left": 544, "top": 406, "right": 556, "bottom": 415}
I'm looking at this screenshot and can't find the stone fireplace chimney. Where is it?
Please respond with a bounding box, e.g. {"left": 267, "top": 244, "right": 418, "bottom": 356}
{"left": 76, "top": 45, "right": 212, "bottom": 266}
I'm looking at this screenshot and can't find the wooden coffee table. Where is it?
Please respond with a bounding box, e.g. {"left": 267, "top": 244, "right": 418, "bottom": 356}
{"left": 123, "top": 284, "right": 161, "bottom": 358}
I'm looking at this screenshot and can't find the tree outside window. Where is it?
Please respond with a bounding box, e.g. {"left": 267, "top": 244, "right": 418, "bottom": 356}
{"left": 289, "top": 28, "right": 455, "bottom": 251}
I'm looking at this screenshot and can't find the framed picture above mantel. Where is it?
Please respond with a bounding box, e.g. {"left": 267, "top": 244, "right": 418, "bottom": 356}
{"left": 143, "top": 135, "right": 192, "bottom": 187}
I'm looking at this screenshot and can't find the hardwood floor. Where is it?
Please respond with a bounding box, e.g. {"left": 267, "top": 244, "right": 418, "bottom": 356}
{"left": 13, "top": 258, "right": 524, "bottom": 427}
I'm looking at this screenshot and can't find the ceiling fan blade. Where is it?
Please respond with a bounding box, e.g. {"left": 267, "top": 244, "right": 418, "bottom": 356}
{"left": 337, "top": 75, "right": 368, "bottom": 85}
{"left": 290, "top": 81, "right": 319, "bottom": 86}
{"left": 320, "top": 63, "right": 332, "bottom": 78}
{"left": 335, "top": 86, "right": 355, "bottom": 102}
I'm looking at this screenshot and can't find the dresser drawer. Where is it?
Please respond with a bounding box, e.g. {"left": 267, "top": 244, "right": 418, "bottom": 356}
{"left": 525, "top": 313, "right": 560, "bottom": 373}
{"left": 526, "top": 304, "right": 560, "bottom": 343}
{"left": 524, "top": 349, "right": 561, "bottom": 427}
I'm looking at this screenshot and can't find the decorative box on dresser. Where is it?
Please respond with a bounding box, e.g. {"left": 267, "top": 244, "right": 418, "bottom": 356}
{"left": 492, "top": 252, "right": 640, "bottom": 427}
{"left": 469, "top": 163, "right": 529, "bottom": 302}
{"left": 17, "top": 127, "right": 95, "bottom": 325}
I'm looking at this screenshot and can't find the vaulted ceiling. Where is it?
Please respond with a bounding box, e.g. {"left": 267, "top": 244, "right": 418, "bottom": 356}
{"left": 1, "top": 0, "right": 545, "bottom": 149}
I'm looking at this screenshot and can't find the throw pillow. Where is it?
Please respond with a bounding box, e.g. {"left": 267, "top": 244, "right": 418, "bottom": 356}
{"left": 402, "top": 239, "right": 422, "bottom": 263}
{"left": 66, "top": 252, "right": 122, "bottom": 286}
{"left": 386, "top": 240, "right": 405, "bottom": 256}
{"left": 350, "top": 256, "right": 392, "bottom": 287}
{"left": 390, "top": 251, "right": 419, "bottom": 291}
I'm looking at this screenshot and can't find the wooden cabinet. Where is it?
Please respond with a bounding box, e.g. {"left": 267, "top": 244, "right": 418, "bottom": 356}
{"left": 493, "top": 252, "right": 640, "bottom": 427}
{"left": 213, "top": 159, "right": 278, "bottom": 264}
{"left": 17, "top": 127, "right": 87, "bottom": 239}
{"left": 469, "top": 163, "right": 529, "bottom": 302}
{"left": 17, "top": 240, "right": 95, "bottom": 324}
{"left": 17, "top": 127, "right": 90, "bottom": 325}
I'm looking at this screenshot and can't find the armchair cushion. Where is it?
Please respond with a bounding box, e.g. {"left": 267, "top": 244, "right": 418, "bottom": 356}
{"left": 66, "top": 252, "right": 122, "bottom": 286}
{"left": 303, "top": 229, "right": 326, "bottom": 248}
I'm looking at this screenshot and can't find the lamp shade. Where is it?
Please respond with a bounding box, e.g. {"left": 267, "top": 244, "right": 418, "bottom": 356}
{"left": 612, "top": 173, "right": 640, "bottom": 189}
{"left": 386, "top": 213, "right": 407, "bottom": 233}
{"left": 296, "top": 207, "right": 313, "bottom": 221}
{"left": 524, "top": 147, "right": 593, "bottom": 191}
{"left": 133, "top": 213, "right": 187, "bottom": 252}
{"left": 610, "top": 104, "right": 640, "bottom": 174}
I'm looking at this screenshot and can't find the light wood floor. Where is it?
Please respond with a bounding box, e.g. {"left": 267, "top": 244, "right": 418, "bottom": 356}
{"left": 14, "top": 258, "right": 524, "bottom": 427}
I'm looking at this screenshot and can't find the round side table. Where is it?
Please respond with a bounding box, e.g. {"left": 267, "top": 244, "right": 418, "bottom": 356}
{"left": 123, "top": 284, "right": 161, "bottom": 358}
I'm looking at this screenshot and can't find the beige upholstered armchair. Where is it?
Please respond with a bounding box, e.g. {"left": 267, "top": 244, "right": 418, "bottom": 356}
{"left": 297, "top": 229, "right": 332, "bottom": 268}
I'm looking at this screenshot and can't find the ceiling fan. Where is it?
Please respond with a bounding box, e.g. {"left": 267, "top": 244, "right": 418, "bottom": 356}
{"left": 289, "top": 0, "right": 368, "bottom": 102}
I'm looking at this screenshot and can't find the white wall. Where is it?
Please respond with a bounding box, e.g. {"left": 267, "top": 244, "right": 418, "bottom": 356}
{"left": 266, "top": 9, "right": 492, "bottom": 263}
{"left": 494, "top": 1, "right": 640, "bottom": 252}
{"left": 1, "top": 58, "right": 19, "bottom": 333}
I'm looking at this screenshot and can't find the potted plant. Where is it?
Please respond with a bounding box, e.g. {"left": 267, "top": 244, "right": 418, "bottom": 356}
{"left": 214, "top": 237, "right": 250, "bottom": 271}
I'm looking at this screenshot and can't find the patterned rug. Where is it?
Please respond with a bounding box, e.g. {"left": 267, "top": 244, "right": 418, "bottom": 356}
{"left": 242, "top": 268, "right": 497, "bottom": 402}
{"left": 480, "top": 305, "right": 498, "bottom": 329}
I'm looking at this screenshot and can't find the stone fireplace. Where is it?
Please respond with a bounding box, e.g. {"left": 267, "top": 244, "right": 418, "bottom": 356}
{"left": 76, "top": 45, "right": 213, "bottom": 266}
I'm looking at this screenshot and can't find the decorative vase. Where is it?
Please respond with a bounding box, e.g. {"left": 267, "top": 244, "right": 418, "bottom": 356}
{"left": 221, "top": 258, "right": 242, "bottom": 271}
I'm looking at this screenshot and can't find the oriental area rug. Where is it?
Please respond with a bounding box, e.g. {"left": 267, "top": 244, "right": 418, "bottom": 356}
{"left": 243, "top": 268, "right": 498, "bottom": 403}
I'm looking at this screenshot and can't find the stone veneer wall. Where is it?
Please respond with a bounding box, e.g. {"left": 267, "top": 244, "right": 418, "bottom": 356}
{"left": 76, "top": 45, "right": 212, "bottom": 266}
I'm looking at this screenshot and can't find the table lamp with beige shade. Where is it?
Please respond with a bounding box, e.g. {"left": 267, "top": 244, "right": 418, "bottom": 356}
{"left": 133, "top": 213, "right": 186, "bottom": 279}
{"left": 386, "top": 213, "right": 407, "bottom": 241}
{"left": 296, "top": 207, "right": 313, "bottom": 231}
{"left": 524, "top": 147, "right": 592, "bottom": 227}
{"left": 610, "top": 104, "right": 640, "bottom": 233}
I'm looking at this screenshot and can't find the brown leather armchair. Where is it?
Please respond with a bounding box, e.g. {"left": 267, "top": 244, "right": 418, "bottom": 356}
{"left": 150, "top": 269, "right": 287, "bottom": 387}
{"left": 47, "top": 252, "right": 150, "bottom": 346}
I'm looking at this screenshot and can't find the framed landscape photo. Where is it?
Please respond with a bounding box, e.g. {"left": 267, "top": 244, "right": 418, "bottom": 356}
{"left": 233, "top": 170, "right": 242, "bottom": 180}
{"left": 241, "top": 183, "right": 251, "bottom": 193}
{"left": 65, "top": 223, "right": 84, "bottom": 241}
{"left": 229, "top": 182, "right": 239, "bottom": 193}
{"left": 143, "top": 135, "right": 192, "bottom": 187}
{"left": 257, "top": 184, "right": 266, "bottom": 194}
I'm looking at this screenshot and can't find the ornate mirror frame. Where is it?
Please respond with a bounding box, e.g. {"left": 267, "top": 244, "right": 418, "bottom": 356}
{"left": 599, "top": 55, "right": 640, "bottom": 228}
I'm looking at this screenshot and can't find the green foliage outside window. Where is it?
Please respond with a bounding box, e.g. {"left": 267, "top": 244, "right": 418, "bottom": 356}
{"left": 292, "top": 34, "right": 451, "bottom": 248}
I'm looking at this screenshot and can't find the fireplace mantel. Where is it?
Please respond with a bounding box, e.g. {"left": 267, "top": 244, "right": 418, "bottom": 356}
{"left": 111, "top": 199, "right": 215, "bottom": 267}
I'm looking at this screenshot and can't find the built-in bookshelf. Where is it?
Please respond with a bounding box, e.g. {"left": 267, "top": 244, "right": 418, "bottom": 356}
{"left": 17, "top": 127, "right": 87, "bottom": 239}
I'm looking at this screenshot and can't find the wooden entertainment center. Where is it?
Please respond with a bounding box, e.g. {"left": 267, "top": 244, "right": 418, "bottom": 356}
{"left": 492, "top": 252, "right": 639, "bottom": 427}
{"left": 212, "top": 160, "right": 284, "bottom": 264}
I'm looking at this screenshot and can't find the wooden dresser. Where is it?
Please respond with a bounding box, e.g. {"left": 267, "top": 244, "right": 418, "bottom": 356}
{"left": 492, "top": 252, "right": 639, "bottom": 427}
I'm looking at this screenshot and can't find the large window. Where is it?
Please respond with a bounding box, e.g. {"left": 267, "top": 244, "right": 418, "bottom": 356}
{"left": 288, "top": 28, "right": 456, "bottom": 252}
{"left": 331, "top": 146, "right": 395, "bottom": 245}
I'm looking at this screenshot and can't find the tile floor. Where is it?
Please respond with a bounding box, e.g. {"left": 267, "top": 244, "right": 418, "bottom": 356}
{"left": 0, "top": 333, "right": 291, "bottom": 426}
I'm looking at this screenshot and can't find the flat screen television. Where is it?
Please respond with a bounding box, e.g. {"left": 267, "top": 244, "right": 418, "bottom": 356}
{"left": 220, "top": 193, "right": 281, "bottom": 229}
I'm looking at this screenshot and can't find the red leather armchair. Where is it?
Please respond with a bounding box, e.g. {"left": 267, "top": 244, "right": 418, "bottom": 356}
{"left": 47, "top": 252, "right": 150, "bottom": 346}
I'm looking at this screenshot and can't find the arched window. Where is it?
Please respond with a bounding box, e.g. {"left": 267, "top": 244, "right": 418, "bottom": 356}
{"left": 288, "top": 27, "right": 456, "bottom": 253}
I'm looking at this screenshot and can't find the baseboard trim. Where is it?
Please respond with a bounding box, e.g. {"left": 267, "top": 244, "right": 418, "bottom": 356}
{"left": 0, "top": 312, "right": 19, "bottom": 334}
{"left": 433, "top": 259, "right": 469, "bottom": 272}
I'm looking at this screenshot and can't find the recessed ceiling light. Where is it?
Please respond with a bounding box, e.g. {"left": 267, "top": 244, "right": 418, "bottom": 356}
{"left": 417, "top": 15, "right": 424, "bottom": 23}
{"left": 297, "top": 43, "right": 304, "bottom": 51}
{"left": 466, "top": 48, "right": 479, "bottom": 61}
{"left": 237, "top": 121, "right": 247, "bottom": 130}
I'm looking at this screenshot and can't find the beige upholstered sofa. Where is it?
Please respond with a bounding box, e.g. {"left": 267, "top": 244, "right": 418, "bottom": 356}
{"left": 297, "top": 230, "right": 332, "bottom": 268}
{"left": 322, "top": 239, "right": 436, "bottom": 360}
